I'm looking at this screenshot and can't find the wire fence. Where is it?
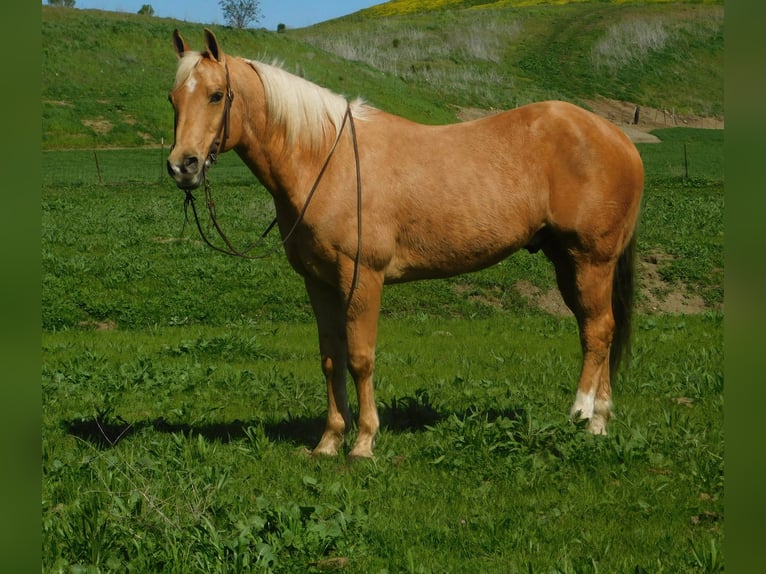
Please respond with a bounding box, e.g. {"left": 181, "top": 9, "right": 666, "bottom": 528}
{"left": 42, "top": 145, "right": 257, "bottom": 187}
{"left": 42, "top": 128, "right": 723, "bottom": 189}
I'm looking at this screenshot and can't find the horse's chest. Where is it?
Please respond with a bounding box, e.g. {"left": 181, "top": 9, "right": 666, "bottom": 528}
{"left": 284, "top": 239, "right": 336, "bottom": 283}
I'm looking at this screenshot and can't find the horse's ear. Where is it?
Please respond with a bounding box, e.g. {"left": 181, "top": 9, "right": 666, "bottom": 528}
{"left": 204, "top": 28, "right": 223, "bottom": 62}
{"left": 172, "top": 29, "right": 189, "bottom": 59}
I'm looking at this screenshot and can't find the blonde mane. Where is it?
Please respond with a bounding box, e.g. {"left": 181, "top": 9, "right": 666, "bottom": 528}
{"left": 246, "top": 59, "right": 371, "bottom": 152}
{"left": 173, "top": 52, "right": 371, "bottom": 153}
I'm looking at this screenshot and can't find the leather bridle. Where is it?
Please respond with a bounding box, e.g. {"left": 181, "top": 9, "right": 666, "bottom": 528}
{"left": 178, "top": 62, "right": 364, "bottom": 291}
{"left": 206, "top": 62, "right": 234, "bottom": 165}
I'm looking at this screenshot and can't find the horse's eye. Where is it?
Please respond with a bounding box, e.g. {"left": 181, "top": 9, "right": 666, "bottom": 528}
{"left": 210, "top": 92, "right": 224, "bottom": 104}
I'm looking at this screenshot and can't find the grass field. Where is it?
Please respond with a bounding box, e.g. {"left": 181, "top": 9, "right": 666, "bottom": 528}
{"left": 42, "top": 315, "right": 722, "bottom": 573}
{"left": 42, "top": 128, "right": 723, "bottom": 571}
{"left": 41, "top": 2, "right": 723, "bottom": 572}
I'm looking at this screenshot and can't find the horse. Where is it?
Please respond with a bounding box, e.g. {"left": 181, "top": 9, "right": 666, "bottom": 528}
{"left": 166, "top": 29, "right": 644, "bottom": 459}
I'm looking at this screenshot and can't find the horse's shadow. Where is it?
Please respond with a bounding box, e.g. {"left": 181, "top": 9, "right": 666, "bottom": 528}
{"left": 63, "top": 392, "right": 524, "bottom": 451}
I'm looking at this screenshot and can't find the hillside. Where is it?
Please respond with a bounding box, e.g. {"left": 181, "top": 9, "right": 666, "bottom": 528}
{"left": 359, "top": 0, "right": 723, "bottom": 18}
{"left": 41, "top": 1, "right": 723, "bottom": 150}
{"left": 41, "top": 7, "right": 455, "bottom": 149}
{"left": 298, "top": 0, "right": 723, "bottom": 117}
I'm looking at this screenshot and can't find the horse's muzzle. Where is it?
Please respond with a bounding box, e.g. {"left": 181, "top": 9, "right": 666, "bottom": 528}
{"left": 167, "top": 156, "right": 203, "bottom": 190}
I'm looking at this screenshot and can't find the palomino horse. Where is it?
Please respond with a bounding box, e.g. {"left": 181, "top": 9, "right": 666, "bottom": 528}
{"left": 167, "top": 29, "right": 643, "bottom": 459}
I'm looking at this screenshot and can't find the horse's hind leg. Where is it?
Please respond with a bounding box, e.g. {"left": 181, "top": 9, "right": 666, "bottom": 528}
{"left": 544, "top": 243, "right": 617, "bottom": 434}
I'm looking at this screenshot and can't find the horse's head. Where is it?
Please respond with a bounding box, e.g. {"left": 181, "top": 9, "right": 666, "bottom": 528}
{"left": 167, "top": 29, "right": 234, "bottom": 190}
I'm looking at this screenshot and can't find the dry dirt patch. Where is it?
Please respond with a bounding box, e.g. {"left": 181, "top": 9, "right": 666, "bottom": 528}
{"left": 637, "top": 252, "right": 708, "bottom": 315}
{"left": 514, "top": 280, "right": 570, "bottom": 317}
{"left": 584, "top": 97, "right": 724, "bottom": 132}
{"left": 585, "top": 97, "right": 723, "bottom": 144}
{"left": 44, "top": 99, "right": 74, "bottom": 107}
{"left": 82, "top": 118, "right": 113, "bottom": 136}
{"left": 78, "top": 319, "right": 118, "bottom": 331}
{"left": 510, "top": 252, "right": 710, "bottom": 316}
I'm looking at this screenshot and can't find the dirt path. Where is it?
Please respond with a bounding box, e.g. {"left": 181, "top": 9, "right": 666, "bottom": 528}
{"left": 585, "top": 97, "right": 724, "bottom": 132}
{"left": 455, "top": 97, "right": 724, "bottom": 144}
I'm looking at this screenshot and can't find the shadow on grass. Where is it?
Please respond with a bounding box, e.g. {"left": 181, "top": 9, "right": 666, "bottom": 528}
{"left": 63, "top": 415, "right": 325, "bottom": 449}
{"left": 64, "top": 391, "right": 523, "bottom": 450}
{"left": 63, "top": 391, "right": 439, "bottom": 449}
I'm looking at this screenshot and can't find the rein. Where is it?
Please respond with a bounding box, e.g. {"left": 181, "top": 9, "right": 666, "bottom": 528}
{"left": 180, "top": 71, "right": 363, "bottom": 289}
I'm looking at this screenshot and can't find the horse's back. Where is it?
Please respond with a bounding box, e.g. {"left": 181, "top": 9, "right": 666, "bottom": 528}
{"left": 348, "top": 100, "right": 643, "bottom": 282}
{"left": 386, "top": 99, "right": 642, "bottom": 203}
{"left": 479, "top": 100, "right": 642, "bottom": 182}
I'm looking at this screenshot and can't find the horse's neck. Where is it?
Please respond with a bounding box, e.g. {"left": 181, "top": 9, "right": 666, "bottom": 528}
{"left": 231, "top": 76, "right": 339, "bottom": 212}
{"left": 235, "top": 134, "right": 320, "bottom": 207}
{"left": 227, "top": 63, "right": 298, "bottom": 194}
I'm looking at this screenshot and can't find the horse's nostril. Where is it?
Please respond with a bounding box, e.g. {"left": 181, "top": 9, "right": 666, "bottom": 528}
{"left": 183, "top": 156, "right": 199, "bottom": 172}
{"left": 167, "top": 156, "right": 200, "bottom": 181}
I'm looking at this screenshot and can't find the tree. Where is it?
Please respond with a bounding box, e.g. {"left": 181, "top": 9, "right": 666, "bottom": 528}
{"left": 137, "top": 4, "right": 154, "bottom": 17}
{"left": 219, "top": 0, "right": 262, "bottom": 29}
{"left": 47, "top": 0, "right": 76, "bottom": 6}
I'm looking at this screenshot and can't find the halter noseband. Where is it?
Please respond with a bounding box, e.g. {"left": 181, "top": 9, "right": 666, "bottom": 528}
{"left": 207, "top": 62, "right": 234, "bottom": 165}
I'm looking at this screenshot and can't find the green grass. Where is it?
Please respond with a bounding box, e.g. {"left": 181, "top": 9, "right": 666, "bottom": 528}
{"left": 359, "top": 0, "right": 723, "bottom": 18}
{"left": 636, "top": 129, "right": 724, "bottom": 307}
{"left": 41, "top": 3, "right": 723, "bottom": 571}
{"left": 41, "top": 7, "right": 456, "bottom": 150}
{"left": 295, "top": 1, "right": 723, "bottom": 115}
{"left": 41, "top": 125, "right": 723, "bottom": 570}
{"left": 43, "top": 313, "right": 722, "bottom": 572}
{"left": 41, "top": 127, "right": 724, "bottom": 332}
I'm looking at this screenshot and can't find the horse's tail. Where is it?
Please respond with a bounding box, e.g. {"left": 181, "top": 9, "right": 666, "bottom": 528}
{"left": 610, "top": 232, "right": 637, "bottom": 382}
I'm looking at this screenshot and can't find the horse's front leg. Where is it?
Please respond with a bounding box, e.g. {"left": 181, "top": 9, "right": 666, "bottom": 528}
{"left": 305, "top": 277, "right": 352, "bottom": 456}
{"left": 345, "top": 270, "right": 384, "bottom": 460}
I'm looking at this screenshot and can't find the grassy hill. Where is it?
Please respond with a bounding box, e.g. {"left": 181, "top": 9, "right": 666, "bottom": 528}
{"left": 41, "top": 1, "right": 722, "bottom": 149}
{"left": 41, "top": 7, "right": 455, "bottom": 149}
{"left": 358, "top": 0, "right": 723, "bottom": 17}
{"left": 298, "top": 0, "right": 723, "bottom": 115}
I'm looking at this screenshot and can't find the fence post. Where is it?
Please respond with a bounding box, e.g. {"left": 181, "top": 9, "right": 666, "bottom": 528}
{"left": 160, "top": 137, "right": 165, "bottom": 182}
{"left": 683, "top": 143, "right": 689, "bottom": 181}
{"left": 93, "top": 149, "right": 103, "bottom": 184}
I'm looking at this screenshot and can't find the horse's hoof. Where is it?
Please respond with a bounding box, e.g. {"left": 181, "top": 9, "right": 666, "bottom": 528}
{"left": 347, "top": 445, "right": 374, "bottom": 461}
{"left": 311, "top": 444, "right": 341, "bottom": 457}
{"left": 587, "top": 417, "right": 608, "bottom": 436}
{"left": 347, "top": 452, "right": 374, "bottom": 463}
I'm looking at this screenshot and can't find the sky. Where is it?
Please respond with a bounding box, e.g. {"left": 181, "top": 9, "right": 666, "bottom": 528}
{"left": 53, "top": 1, "right": 385, "bottom": 31}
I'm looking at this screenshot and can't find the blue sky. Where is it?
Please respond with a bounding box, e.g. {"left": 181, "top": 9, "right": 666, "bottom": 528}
{"left": 52, "top": 1, "right": 384, "bottom": 31}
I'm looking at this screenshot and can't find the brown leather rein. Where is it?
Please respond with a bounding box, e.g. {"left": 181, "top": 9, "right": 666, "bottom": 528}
{"left": 180, "top": 62, "right": 363, "bottom": 290}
